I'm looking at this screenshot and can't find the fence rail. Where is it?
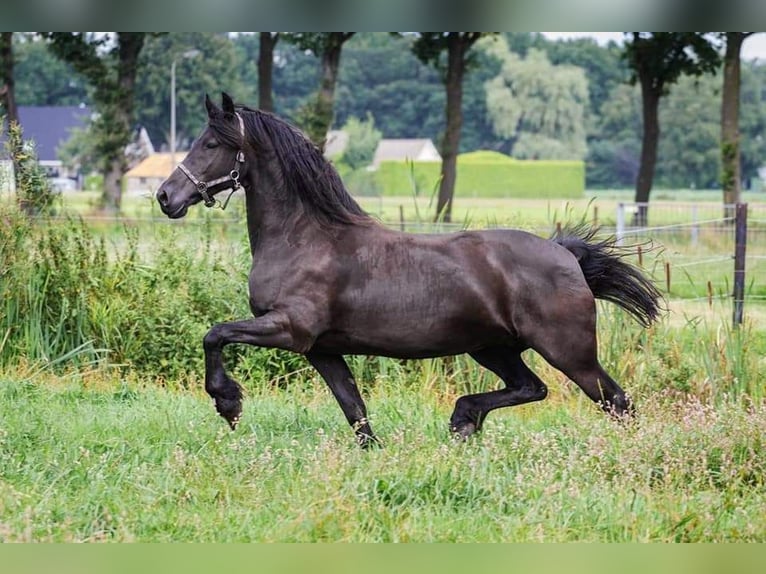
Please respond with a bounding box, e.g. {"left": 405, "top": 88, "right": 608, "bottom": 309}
{"left": 610, "top": 202, "right": 762, "bottom": 326}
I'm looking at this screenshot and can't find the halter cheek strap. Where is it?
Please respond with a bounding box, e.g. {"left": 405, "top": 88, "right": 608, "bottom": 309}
{"left": 176, "top": 112, "right": 246, "bottom": 209}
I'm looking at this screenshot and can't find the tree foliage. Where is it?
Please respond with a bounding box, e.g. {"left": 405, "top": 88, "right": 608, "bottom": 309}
{"left": 4, "top": 32, "right": 766, "bottom": 200}
{"left": 410, "top": 32, "right": 488, "bottom": 222}
{"left": 134, "top": 33, "right": 246, "bottom": 152}
{"left": 283, "top": 33, "right": 355, "bottom": 146}
{"left": 339, "top": 113, "right": 381, "bottom": 170}
{"left": 485, "top": 40, "right": 588, "bottom": 160}
{"left": 44, "top": 32, "right": 149, "bottom": 211}
{"left": 11, "top": 33, "right": 88, "bottom": 106}
{"left": 624, "top": 32, "right": 721, "bottom": 224}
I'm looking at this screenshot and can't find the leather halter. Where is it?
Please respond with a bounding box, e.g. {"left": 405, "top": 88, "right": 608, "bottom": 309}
{"left": 176, "top": 113, "right": 246, "bottom": 208}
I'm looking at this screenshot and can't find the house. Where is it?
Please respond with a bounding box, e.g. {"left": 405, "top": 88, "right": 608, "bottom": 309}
{"left": 1, "top": 105, "right": 93, "bottom": 193}
{"left": 370, "top": 138, "right": 441, "bottom": 168}
{"left": 2, "top": 105, "right": 92, "bottom": 177}
{"left": 123, "top": 152, "right": 187, "bottom": 196}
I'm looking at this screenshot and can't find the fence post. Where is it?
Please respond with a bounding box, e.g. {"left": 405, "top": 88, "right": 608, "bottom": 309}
{"left": 733, "top": 203, "right": 748, "bottom": 327}
{"left": 690, "top": 203, "right": 698, "bottom": 247}
{"left": 616, "top": 202, "right": 625, "bottom": 245}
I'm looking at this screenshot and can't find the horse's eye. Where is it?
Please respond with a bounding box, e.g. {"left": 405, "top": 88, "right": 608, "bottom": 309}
{"left": 205, "top": 140, "right": 219, "bottom": 149}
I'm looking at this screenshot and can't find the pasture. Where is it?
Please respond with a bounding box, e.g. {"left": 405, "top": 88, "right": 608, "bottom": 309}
{"left": 1, "top": 191, "right": 765, "bottom": 541}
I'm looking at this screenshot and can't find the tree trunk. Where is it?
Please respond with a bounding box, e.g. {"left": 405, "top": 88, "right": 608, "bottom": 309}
{"left": 100, "top": 33, "right": 144, "bottom": 212}
{"left": 721, "top": 32, "right": 749, "bottom": 220}
{"left": 306, "top": 33, "right": 353, "bottom": 148}
{"left": 634, "top": 78, "right": 661, "bottom": 227}
{"left": 258, "top": 33, "right": 278, "bottom": 112}
{"left": 435, "top": 34, "right": 467, "bottom": 223}
{"left": 0, "top": 32, "right": 22, "bottom": 193}
{"left": 0, "top": 33, "right": 18, "bottom": 123}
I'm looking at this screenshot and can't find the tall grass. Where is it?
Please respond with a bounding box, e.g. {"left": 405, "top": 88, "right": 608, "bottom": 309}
{"left": 2, "top": 197, "right": 764, "bottom": 401}
{"left": 1, "top": 207, "right": 240, "bottom": 378}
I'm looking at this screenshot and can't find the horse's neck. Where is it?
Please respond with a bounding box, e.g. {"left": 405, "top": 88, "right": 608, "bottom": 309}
{"left": 242, "top": 179, "right": 310, "bottom": 255}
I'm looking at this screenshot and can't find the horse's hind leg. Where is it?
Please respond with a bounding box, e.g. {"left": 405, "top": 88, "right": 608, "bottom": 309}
{"left": 450, "top": 346, "right": 548, "bottom": 439}
{"left": 531, "top": 306, "right": 633, "bottom": 418}
{"left": 306, "top": 351, "right": 379, "bottom": 449}
{"left": 551, "top": 352, "right": 633, "bottom": 418}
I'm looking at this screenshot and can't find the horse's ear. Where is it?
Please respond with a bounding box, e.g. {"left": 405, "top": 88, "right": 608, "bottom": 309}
{"left": 221, "top": 92, "right": 236, "bottom": 115}
{"left": 205, "top": 93, "right": 220, "bottom": 118}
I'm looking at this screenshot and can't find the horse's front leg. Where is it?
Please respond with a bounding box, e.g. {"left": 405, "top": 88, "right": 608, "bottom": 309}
{"left": 202, "top": 312, "right": 304, "bottom": 429}
{"left": 306, "top": 351, "right": 380, "bottom": 449}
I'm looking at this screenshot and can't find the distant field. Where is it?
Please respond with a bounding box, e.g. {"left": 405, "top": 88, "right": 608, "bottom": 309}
{"left": 38, "top": 187, "right": 766, "bottom": 233}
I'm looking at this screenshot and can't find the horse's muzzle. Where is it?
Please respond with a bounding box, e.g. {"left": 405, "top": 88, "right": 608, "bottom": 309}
{"left": 156, "top": 187, "right": 188, "bottom": 219}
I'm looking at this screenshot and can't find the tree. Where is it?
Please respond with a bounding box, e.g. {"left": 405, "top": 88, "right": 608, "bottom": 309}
{"left": 1, "top": 33, "right": 19, "bottom": 125}
{"left": 258, "top": 33, "right": 279, "bottom": 112}
{"left": 720, "top": 32, "right": 755, "bottom": 215}
{"left": 11, "top": 33, "right": 88, "bottom": 106}
{"left": 531, "top": 35, "right": 629, "bottom": 125}
{"left": 739, "top": 60, "right": 766, "bottom": 188}
{"left": 134, "top": 33, "right": 246, "bottom": 152}
{"left": 411, "top": 32, "right": 487, "bottom": 222}
{"left": 484, "top": 40, "right": 588, "bottom": 160}
{"left": 44, "top": 33, "right": 149, "bottom": 212}
{"left": 1, "top": 32, "right": 22, "bottom": 193}
{"left": 623, "top": 32, "right": 720, "bottom": 225}
{"left": 284, "top": 33, "right": 355, "bottom": 146}
{"left": 587, "top": 83, "right": 642, "bottom": 188}
{"left": 656, "top": 74, "right": 720, "bottom": 189}
{"left": 334, "top": 33, "right": 445, "bottom": 141}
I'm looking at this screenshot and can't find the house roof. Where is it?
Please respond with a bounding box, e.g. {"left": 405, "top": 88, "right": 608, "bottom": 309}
{"left": 372, "top": 138, "right": 441, "bottom": 166}
{"left": 2, "top": 105, "right": 93, "bottom": 162}
{"left": 124, "top": 152, "right": 187, "bottom": 179}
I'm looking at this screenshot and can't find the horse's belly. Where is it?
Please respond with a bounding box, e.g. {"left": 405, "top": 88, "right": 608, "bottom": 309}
{"left": 312, "top": 319, "right": 511, "bottom": 359}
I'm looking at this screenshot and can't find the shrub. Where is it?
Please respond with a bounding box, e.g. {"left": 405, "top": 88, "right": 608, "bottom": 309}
{"left": 375, "top": 152, "right": 585, "bottom": 199}
{"left": 2, "top": 120, "right": 56, "bottom": 215}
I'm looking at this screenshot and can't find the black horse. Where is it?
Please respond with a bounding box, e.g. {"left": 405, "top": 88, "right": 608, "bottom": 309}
{"left": 157, "top": 93, "right": 662, "bottom": 447}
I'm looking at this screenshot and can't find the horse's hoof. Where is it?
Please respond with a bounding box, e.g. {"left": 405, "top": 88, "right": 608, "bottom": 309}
{"left": 358, "top": 434, "right": 382, "bottom": 450}
{"left": 450, "top": 422, "right": 477, "bottom": 441}
{"left": 215, "top": 397, "right": 242, "bottom": 431}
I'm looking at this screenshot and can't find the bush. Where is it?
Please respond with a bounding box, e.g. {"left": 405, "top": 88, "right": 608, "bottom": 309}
{"left": 339, "top": 113, "right": 381, "bottom": 170}
{"left": 0, "top": 208, "right": 293, "bottom": 382}
{"left": 2, "top": 120, "right": 56, "bottom": 215}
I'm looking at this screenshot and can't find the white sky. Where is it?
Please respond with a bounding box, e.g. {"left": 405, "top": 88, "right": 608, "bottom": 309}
{"left": 541, "top": 32, "right": 766, "bottom": 61}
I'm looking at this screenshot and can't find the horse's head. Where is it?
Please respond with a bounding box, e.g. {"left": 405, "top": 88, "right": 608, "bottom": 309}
{"left": 157, "top": 92, "right": 247, "bottom": 218}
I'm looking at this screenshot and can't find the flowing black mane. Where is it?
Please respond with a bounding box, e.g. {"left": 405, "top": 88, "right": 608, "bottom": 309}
{"left": 209, "top": 105, "right": 372, "bottom": 229}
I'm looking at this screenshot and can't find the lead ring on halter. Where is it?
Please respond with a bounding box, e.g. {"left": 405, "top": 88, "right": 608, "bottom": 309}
{"left": 175, "top": 113, "right": 246, "bottom": 210}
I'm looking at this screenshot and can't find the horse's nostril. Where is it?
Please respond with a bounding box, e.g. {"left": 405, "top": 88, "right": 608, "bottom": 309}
{"left": 156, "top": 188, "right": 168, "bottom": 206}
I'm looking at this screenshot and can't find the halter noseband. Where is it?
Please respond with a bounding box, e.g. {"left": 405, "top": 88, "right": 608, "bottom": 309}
{"left": 176, "top": 112, "right": 246, "bottom": 209}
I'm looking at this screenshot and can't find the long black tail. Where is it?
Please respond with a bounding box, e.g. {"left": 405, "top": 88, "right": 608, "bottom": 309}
{"left": 552, "top": 225, "right": 663, "bottom": 327}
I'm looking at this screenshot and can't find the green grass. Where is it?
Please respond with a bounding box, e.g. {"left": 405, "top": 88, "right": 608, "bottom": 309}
{"left": 2, "top": 190, "right": 766, "bottom": 542}
{"left": 0, "top": 369, "right": 764, "bottom": 542}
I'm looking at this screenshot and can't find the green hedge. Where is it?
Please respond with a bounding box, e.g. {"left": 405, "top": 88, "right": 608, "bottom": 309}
{"left": 375, "top": 152, "right": 585, "bottom": 199}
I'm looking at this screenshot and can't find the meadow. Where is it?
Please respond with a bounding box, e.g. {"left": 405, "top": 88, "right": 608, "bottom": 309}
{"left": 1, "top": 190, "right": 765, "bottom": 542}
